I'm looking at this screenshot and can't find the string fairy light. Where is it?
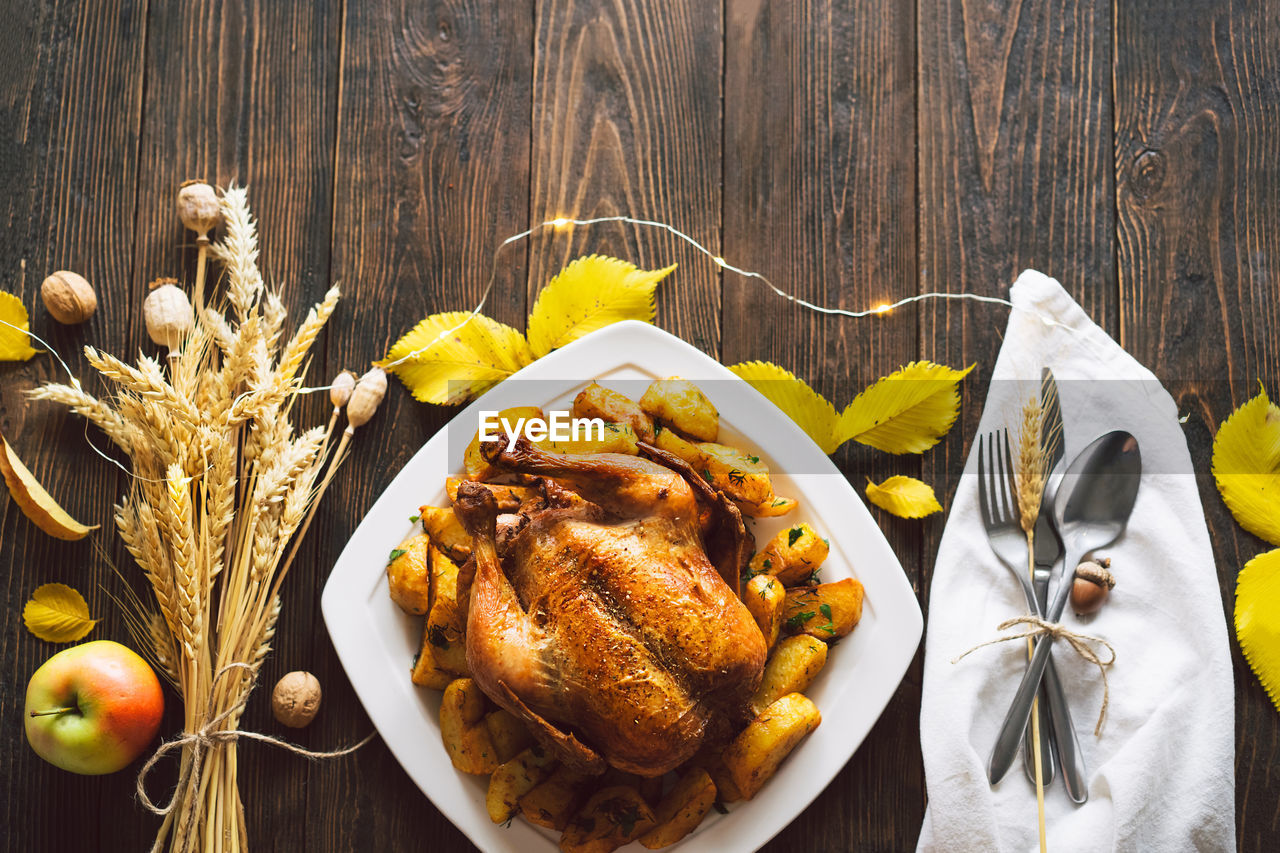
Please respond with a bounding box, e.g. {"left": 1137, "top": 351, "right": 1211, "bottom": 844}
{"left": 2, "top": 211, "right": 1088, "bottom": 481}
{"left": 378, "top": 213, "right": 1079, "bottom": 371}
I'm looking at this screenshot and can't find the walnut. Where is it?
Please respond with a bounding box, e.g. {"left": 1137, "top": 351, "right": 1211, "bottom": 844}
{"left": 272, "top": 671, "right": 322, "bottom": 728}
{"left": 41, "top": 270, "right": 97, "bottom": 324}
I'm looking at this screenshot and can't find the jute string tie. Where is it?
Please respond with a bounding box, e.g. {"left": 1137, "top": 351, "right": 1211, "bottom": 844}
{"left": 952, "top": 615, "right": 1117, "bottom": 736}
{"left": 136, "top": 663, "right": 375, "bottom": 852}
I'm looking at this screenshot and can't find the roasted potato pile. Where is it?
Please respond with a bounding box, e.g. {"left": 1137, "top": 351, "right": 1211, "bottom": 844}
{"left": 386, "top": 377, "right": 871, "bottom": 848}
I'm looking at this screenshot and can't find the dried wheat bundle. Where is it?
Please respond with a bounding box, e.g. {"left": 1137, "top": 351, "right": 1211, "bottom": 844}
{"left": 30, "top": 184, "right": 384, "bottom": 853}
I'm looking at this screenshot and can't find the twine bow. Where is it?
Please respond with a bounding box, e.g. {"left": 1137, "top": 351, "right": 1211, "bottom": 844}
{"left": 137, "top": 663, "right": 375, "bottom": 853}
{"left": 952, "top": 615, "right": 1117, "bottom": 735}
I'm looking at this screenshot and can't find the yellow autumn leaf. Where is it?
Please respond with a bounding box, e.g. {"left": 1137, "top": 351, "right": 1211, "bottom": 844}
{"left": 727, "top": 361, "right": 839, "bottom": 453}
{"left": 1211, "top": 385, "right": 1280, "bottom": 546}
{"left": 378, "top": 311, "right": 534, "bottom": 405}
{"left": 526, "top": 255, "right": 676, "bottom": 357}
{"left": 0, "top": 433, "right": 98, "bottom": 540}
{"left": 864, "top": 475, "right": 943, "bottom": 518}
{"left": 837, "top": 361, "right": 975, "bottom": 454}
{"left": 0, "top": 291, "right": 39, "bottom": 361}
{"left": 1235, "top": 548, "right": 1280, "bottom": 713}
{"left": 23, "top": 583, "right": 98, "bottom": 643}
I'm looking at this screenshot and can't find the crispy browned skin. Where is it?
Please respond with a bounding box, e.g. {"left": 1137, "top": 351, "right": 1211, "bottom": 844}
{"left": 455, "top": 438, "right": 766, "bottom": 777}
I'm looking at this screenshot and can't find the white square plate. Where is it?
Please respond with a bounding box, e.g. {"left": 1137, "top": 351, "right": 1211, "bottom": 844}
{"left": 322, "top": 320, "right": 922, "bottom": 852}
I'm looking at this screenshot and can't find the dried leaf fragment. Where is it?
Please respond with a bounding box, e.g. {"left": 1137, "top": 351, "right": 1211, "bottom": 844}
{"left": 1235, "top": 548, "right": 1280, "bottom": 713}
{"left": 0, "top": 291, "right": 39, "bottom": 361}
{"left": 24, "top": 583, "right": 98, "bottom": 643}
{"left": 0, "top": 434, "right": 98, "bottom": 540}
{"left": 1211, "top": 385, "right": 1280, "bottom": 546}
{"left": 864, "top": 475, "right": 942, "bottom": 518}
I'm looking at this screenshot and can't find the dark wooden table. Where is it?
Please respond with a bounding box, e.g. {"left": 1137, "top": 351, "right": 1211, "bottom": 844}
{"left": 2, "top": 1, "right": 1277, "bottom": 850}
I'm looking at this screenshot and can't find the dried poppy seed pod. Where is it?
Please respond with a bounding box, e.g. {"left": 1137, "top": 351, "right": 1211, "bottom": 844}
{"left": 144, "top": 278, "right": 194, "bottom": 351}
{"left": 330, "top": 370, "right": 357, "bottom": 410}
{"left": 346, "top": 367, "right": 387, "bottom": 432}
{"left": 177, "top": 180, "right": 221, "bottom": 240}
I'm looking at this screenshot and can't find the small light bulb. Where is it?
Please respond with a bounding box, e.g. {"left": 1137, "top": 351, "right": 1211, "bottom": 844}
{"left": 874, "top": 303, "right": 892, "bottom": 314}
{"left": 551, "top": 217, "right": 571, "bottom": 229}
{"left": 712, "top": 256, "right": 727, "bottom": 268}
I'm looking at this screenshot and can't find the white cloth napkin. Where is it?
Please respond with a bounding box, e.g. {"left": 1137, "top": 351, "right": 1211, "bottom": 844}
{"left": 917, "top": 270, "right": 1235, "bottom": 852}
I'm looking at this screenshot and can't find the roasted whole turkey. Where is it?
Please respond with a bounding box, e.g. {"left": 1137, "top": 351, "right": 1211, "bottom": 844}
{"left": 453, "top": 436, "right": 767, "bottom": 777}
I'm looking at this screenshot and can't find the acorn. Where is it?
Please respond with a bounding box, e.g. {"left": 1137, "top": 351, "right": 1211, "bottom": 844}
{"left": 1070, "top": 558, "right": 1115, "bottom": 616}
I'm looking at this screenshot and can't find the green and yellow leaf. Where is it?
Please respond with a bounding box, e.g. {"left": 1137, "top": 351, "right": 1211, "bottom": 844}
{"left": 1212, "top": 385, "right": 1280, "bottom": 546}
{"left": 837, "top": 361, "right": 974, "bottom": 454}
{"left": 864, "top": 475, "right": 942, "bottom": 518}
{"left": 23, "top": 583, "right": 98, "bottom": 643}
{"left": 379, "top": 312, "right": 534, "bottom": 405}
{"left": 526, "top": 255, "right": 676, "bottom": 357}
{"left": 0, "top": 291, "right": 39, "bottom": 361}
{"left": 1235, "top": 548, "right": 1280, "bottom": 713}
{"left": 727, "top": 361, "right": 839, "bottom": 453}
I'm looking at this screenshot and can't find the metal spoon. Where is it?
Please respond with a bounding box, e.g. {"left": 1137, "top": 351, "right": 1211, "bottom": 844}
{"left": 988, "top": 430, "right": 1141, "bottom": 786}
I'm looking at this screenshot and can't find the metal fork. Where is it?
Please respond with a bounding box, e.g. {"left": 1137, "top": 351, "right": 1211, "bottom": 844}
{"left": 977, "top": 429, "right": 1056, "bottom": 784}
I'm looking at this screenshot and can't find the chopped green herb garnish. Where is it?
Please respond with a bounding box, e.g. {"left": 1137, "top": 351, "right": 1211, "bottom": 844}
{"left": 727, "top": 468, "right": 746, "bottom": 485}
{"left": 747, "top": 455, "right": 760, "bottom": 464}
{"left": 409, "top": 514, "right": 420, "bottom": 523}
{"left": 785, "top": 610, "right": 816, "bottom": 631}
{"left": 762, "top": 558, "right": 772, "bottom": 569}
{"left": 818, "top": 602, "right": 836, "bottom": 635}
{"left": 388, "top": 548, "right": 407, "bottom": 563}
{"left": 788, "top": 526, "right": 805, "bottom": 547}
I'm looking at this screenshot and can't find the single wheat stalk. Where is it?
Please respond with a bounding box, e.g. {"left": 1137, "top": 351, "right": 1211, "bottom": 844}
{"left": 1013, "top": 378, "right": 1061, "bottom": 853}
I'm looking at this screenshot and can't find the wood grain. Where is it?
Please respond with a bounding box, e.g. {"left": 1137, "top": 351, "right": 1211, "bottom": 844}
{"left": 317, "top": 0, "right": 533, "bottom": 850}
{"left": 1, "top": 0, "right": 1277, "bottom": 849}
{"left": 0, "top": 2, "right": 146, "bottom": 850}
{"left": 915, "top": 0, "right": 1115, "bottom": 592}
{"left": 722, "top": 1, "right": 923, "bottom": 849}
{"left": 1114, "top": 0, "right": 1280, "bottom": 845}
{"left": 528, "top": 0, "right": 722, "bottom": 355}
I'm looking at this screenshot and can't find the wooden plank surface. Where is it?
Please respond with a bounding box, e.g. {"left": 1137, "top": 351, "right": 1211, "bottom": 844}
{"left": 722, "top": 1, "right": 923, "bottom": 849}
{"left": 0, "top": 0, "right": 1276, "bottom": 850}
{"left": 1114, "top": 1, "right": 1280, "bottom": 846}
{"left": 0, "top": 2, "right": 147, "bottom": 850}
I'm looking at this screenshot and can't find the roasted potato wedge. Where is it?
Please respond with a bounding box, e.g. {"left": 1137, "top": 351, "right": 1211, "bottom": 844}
{"left": 487, "top": 744, "right": 558, "bottom": 823}
{"left": 485, "top": 708, "right": 534, "bottom": 763}
{"left": 640, "top": 378, "right": 718, "bottom": 441}
{"left": 781, "top": 578, "right": 864, "bottom": 640}
{"left": 736, "top": 494, "right": 798, "bottom": 518}
{"left": 748, "top": 522, "right": 829, "bottom": 586}
{"left": 561, "top": 785, "right": 657, "bottom": 853}
{"left": 386, "top": 532, "right": 432, "bottom": 615}
{"left": 419, "top": 505, "right": 472, "bottom": 561}
{"left": 638, "top": 767, "right": 717, "bottom": 849}
{"left": 440, "top": 678, "right": 500, "bottom": 775}
{"left": 572, "top": 383, "right": 655, "bottom": 443}
{"left": 425, "top": 545, "right": 470, "bottom": 676}
{"left": 446, "top": 478, "right": 538, "bottom": 512}
{"left": 743, "top": 574, "right": 785, "bottom": 649}
{"left": 410, "top": 624, "right": 454, "bottom": 690}
{"left": 722, "top": 693, "right": 821, "bottom": 800}
{"left": 694, "top": 442, "right": 773, "bottom": 506}
{"left": 521, "top": 765, "right": 590, "bottom": 831}
{"left": 654, "top": 429, "right": 775, "bottom": 505}
{"left": 695, "top": 751, "right": 743, "bottom": 804}
{"left": 464, "top": 406, "right": 544, "bottom": 479}
{"left": 751, "top": 634, "right": 828, "bottom": 714}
